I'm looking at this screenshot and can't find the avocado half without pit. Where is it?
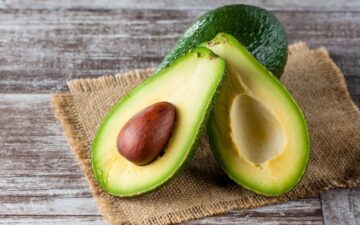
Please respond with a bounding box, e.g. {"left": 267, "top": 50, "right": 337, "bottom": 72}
{"left": 92, "top": 47, "right": 226, "bottom": 197}
{"left": 202, "top": 33, "right": 309, "bottom": 196}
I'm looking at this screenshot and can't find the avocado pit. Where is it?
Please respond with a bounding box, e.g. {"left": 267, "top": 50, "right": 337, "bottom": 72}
{"left": 116, "top": 102, "right": 176, "bottom": 166}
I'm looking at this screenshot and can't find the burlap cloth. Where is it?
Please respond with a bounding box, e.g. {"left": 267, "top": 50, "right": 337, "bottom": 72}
{"left": 51, "top": 43, "right": 360, "bottom": 225}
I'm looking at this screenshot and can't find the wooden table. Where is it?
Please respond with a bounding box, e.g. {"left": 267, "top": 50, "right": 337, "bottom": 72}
{"left": 0, "top": 1, "right": 359, "bottom": 224}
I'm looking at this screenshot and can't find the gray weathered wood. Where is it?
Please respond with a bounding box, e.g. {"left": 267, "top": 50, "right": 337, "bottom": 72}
{"left": 321, "top": 188, "right": 360, "bottom": 225}
{"left": 0, "top": 94, "right": 90, "bottom": 197}
{"left": 0, "top": 215, "right": 105, "bottom": 225}
{"left": 0, "top": 196, "right": 100, "bottom": 215}
{"left": 0, "top": 0, "right": 359, "bottom": 11}
{"left": 186, "top": 198, "right": 323, "bottom": 224}
{"left": 0, "top": 9, "right": 359, "bottom": 106}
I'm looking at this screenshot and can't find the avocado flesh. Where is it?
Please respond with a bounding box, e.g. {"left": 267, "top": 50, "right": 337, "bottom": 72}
{"left": 202, "top": 34, "right": 309, "bottom": 196}
{"left": 92, "top": 47, "right": 226, "bottom": 197}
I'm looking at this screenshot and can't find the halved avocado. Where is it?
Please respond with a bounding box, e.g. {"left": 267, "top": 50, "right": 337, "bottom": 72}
{"left": 202, "top": 33, "right": 309, "bottom": 196}
{"left": 92, "top": 47, "right": 226, "bottom": 197}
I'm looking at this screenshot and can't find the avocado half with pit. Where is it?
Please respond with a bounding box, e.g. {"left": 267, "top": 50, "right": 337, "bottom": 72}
{"left": 92, "top": 47, "right": 226, "bottom": 197}
{"left": 202, "top": 33, "right": 309, "bottom": 196}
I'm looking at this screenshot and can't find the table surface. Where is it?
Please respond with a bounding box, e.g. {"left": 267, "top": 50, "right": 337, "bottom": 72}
{"left": 0, "top": 1, "right": 359, "bottom": 224}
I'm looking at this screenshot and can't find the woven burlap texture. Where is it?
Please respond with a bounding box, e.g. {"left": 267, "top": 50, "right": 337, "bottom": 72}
{"left": 51, "top": 43, "right": 360, "bottom": 225}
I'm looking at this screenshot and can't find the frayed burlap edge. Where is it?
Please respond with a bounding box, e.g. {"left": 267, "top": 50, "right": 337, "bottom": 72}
{"left": 51, "top": 43, "right": 360, "bottom": 225}
{"left": 67, "top": 69, "right": 154, "bottom": 93}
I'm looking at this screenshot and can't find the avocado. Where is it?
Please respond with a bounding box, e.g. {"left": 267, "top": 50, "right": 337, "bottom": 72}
{"left": 202, "top": 33, "right": 309, "bottom": 196}
{"left": 92, "top": 47, "right": 226, "bottom": 197}
{"left": 157, "top": 4, "right": 288, "bottom": 78}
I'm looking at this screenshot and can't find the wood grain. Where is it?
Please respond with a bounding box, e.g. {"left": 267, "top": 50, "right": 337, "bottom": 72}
{"left": 0, "top": 9, "right": 359, "bottom": 106}
{"left": 0, "top": 0, "right": 359, "bottom": 11}
{"left": 321, "top": 188, "right": 360, "bottom": 225}
{"left": 0, "top": 196, "right": 100, "bottom": 215}
{"left": 0, "top": 215, "right": 105, "bottom": 225}
{"left": 0, "top": 94, "right": 90, "bottom": 197}
{"left": 186, "top": 198, "right": 323, "bottom": 224}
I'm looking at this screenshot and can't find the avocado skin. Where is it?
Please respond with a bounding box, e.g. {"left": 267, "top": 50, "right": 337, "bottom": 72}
{"left": 156, "top": 4, "right": 288, "bottom": 78}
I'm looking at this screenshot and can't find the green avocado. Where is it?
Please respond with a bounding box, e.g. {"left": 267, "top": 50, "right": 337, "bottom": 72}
{"left": 157, "top": 4, "right": 288, "bottom": 78}
{"left": 92, "top": 47, "right": 226, "bottom": 197}
{"left": 202, "top": 33, "right": 309, "bottom": 196}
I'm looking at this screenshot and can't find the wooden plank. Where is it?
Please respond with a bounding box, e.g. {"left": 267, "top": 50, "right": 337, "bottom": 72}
{"left": 186, "top": 198, "right": 323, "bottom": 224}
{"left": 0, "top": 198, "right": 322, "bottom": 224}
{"left": 0, "top": 215, "right": 105, "bottom": 225}
{"left": 321, "top": 187, "right": 360, "bottom": 225}
{"left": 346, "top": 76, "right": 360, "bottom": 95}
{"left": 0, "top": 8, "right": 191, "bottom": 93}
{"left": 0, "top": 10, "right": 359, "bottom": 94}
{"left": 0, "top": 196, "right": 100, "bottom": 216}
{"left": 0, "top": 194, "right": 320, "bottom": 218}
{"left": 345, "top": 76, "right": 360, "bottom": 106}
{"left": 0, "top": 0, "right": 359, "bottom": 11}
{"left": 0, "top": 94, "right": 323, "bottom": 224}
{"left": 0, "top": 94, "right": 92, "bottom": 196}
{"left": 0, "top": 175, "right": 92, "bottom": 197}
{"left": 0, "top": 94, "right": 81, "bottom": 179}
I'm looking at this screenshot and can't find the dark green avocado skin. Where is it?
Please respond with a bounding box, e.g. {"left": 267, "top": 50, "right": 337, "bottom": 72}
{"left": 156, "top": 4, "right": 288, "bottom": 78}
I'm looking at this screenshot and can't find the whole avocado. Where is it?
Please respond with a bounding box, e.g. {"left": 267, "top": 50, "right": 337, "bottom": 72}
{"left": 156, "top": 4, "right": 288, "bottom": 78}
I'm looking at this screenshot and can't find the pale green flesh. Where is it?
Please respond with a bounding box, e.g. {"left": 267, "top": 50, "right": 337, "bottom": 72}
{"left": 92, "top": 47, "right": 226, "bottom": 197}
{"left": 203, "top": 34, "right": 309, "bottom": 196}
